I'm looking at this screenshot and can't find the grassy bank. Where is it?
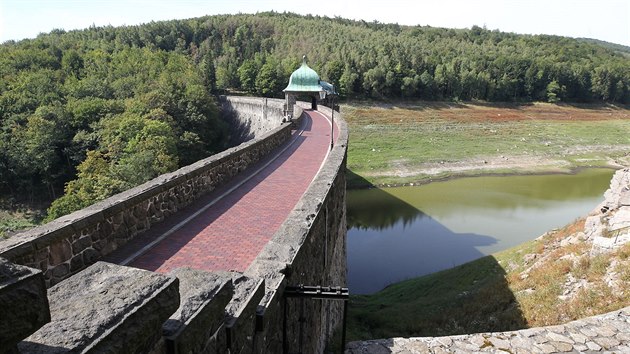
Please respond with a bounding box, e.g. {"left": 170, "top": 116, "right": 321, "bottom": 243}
{"left": 346, "top": 218, "right": 630, "bottom": 341}
{"left": 343, "top": 101, "right": 630, "bottom": 188}
{"left": 0, "top": 200, "right": 44, "bottom": 239}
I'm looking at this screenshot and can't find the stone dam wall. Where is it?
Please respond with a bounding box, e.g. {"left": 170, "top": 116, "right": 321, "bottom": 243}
{"left": 220, "top": 96, "right": 298, "bottom": 145}
{"left": 0, "top": 98, "right": 348, "bottom": 354}
{"left": 0, "top": 98, "right": 293, "bottom": 288}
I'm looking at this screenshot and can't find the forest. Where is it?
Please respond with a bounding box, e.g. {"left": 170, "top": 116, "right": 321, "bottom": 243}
{"left": 1, "top": 12, "right": 630, "bottom": 224}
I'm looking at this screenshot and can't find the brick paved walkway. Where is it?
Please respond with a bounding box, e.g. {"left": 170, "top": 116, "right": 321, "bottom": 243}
{"left": 120, "top": 110, "right": 337, "bottom": 273}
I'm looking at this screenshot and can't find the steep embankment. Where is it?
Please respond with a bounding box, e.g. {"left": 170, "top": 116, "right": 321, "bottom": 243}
{"left": 347, "top": 168, "right": 630, "bottom": 341}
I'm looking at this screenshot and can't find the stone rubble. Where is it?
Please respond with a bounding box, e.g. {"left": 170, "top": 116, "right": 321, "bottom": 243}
{"left": 587, "top": 168, "right": 630, "bottom": 254}
{"left": 346, "top": 306, "right": 630, "bottom": 353}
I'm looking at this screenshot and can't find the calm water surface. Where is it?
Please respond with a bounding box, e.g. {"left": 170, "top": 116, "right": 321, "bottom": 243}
{"left": 347, "top": 168, "right": 615, "bottom": 294}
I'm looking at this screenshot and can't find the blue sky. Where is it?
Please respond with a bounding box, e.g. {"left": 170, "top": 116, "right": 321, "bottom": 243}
{"left": 1, "top": 0, "right": 629, "bottom": 46}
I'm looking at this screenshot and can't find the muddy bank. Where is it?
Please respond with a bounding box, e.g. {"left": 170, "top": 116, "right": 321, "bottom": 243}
{"left": 352, "top": 152, "right": 630, "bottom": 189}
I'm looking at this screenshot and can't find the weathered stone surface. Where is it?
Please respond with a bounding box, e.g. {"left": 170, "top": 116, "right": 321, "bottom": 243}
{"left": 0, "top": 258, "right": 50, "bottom": 351}
{"left": 225, "top": 274, "right": 265, "bottom": 354}
{"left": 19, "top": 262, "right": 179, "bottom": 353}
{"left": 346, "top": 306, "right": 630, "bottom": 353}
{"left": 163, "top": 268, "right": 233, "bottom": 354}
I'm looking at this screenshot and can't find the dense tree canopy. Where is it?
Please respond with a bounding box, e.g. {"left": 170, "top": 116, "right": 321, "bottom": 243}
{"left": 0, "top": 28, "right": 228, "bottom": 218}
{"left": 1, "top": 12, "right": 629, "bottom": 219}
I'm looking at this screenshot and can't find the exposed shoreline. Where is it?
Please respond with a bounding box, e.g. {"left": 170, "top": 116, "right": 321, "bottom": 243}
{"left": 344, "top": 100, "right": 630, "bottom": 190}
{"left": 348, "top": 159, "right": 626, "bottom": 190}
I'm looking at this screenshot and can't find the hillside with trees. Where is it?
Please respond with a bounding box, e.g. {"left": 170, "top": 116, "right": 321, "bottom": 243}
{"left": 1, "top": 12, "right": 630, "bottom": 224}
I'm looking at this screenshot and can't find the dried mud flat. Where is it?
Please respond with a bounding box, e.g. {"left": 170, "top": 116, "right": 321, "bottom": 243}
{"left": 374, "top": 150, "right": 630, "bottom": 180}
{"left": 345, "top": 101, "right": 630, "bottom": 186}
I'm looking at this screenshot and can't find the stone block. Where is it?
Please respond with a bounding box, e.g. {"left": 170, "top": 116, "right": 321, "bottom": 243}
{"left": 19, "top": 262, "right": 179, "bottom": 354}
{"left": 0, "top": 258, "right": 50, "bottom": 352}
{"left": 71, "top": 236, "right": 92, "bottom": 255}
{"left": 163, "top": 268, "right": 234, "bottom": 354}
{"left": 69, "top": 254, "right": 84, "bottom": 273}
{"left": 225, "top": 275, "right": 265, "bottom": 353}
{"left": 47, "top": 239, "right": 72, "bottom": 267}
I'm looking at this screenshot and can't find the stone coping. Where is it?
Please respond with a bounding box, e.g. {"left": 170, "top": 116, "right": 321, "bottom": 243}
{"left": 346, "top": 306, "right": 630, "bottom": 353}
{"left": 163, "top": 268, "right": 234, "bottom": 354}
{"left": 19, "top": 262, "right": 179, "bottom": 353}
{"left": 0, "top": 258, "right": 50, "bottom": 350}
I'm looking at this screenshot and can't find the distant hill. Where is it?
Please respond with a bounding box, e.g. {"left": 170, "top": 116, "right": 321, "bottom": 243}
{"left": 3, "top": 12, "right": 629, "bottom": 105}
{"left": 1, "top": 12, "right": 630, "bottom": 216}
{"left": 577, "top": 38, "right": 630, "bottom": 56}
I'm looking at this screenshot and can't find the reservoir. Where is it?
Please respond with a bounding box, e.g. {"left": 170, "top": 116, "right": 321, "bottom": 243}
{"left": 347, "top": 168, "right": 615, "bottom": 294}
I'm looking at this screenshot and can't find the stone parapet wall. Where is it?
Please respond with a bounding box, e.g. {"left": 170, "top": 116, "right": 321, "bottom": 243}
{"left": 162, "top": 268, "right": 234, "bottom": 354}
{"left": 220, "top": 96, "right": 303, "bottom": 144}
{"left": 2, "top": 102, "right": 348, "bottom": 353}
{"left": 19, "top": 262, "right": 180, "bottom": 354}
{"left": 0, "top": 98, "right": 291, "bottom": 288}
{"left": 0, "top": 258, "right": 50, "bottom": 352}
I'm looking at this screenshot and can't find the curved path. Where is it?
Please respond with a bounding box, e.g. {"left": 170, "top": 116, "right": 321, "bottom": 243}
{"left": 106, "top": 110, "right": 338, "bottom": 273}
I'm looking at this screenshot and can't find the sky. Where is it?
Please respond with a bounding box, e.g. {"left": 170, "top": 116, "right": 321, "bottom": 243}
{"left": 1, "top": 0, "right": 629, "bottom": 46}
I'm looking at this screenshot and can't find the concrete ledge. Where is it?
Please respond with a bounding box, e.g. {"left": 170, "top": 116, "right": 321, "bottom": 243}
{"left": 19, "top": 262, "right": 179, "bottom": 353}
{"left": 0, "top": 258, "right": 50, "bottom": 352}
{"left": 164, "top": 268, "right": 233, "bottom": 354}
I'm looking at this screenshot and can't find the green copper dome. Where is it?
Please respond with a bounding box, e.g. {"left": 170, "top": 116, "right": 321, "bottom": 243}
{"left": 283, "top": 56, "right": 322, "bottom": 93}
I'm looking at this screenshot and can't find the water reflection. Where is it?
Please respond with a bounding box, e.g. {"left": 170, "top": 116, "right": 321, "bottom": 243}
{"left": 347, "top": 187, "right": 425, "bottom": 231}
{"left": 347, "top": 168, "right": 615, "bottom": 294}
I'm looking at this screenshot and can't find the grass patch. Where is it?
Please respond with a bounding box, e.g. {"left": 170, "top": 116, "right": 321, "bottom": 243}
{"left": 0, "top": 199, "right": 44, "bottom": 239}
{"left": 347, "top": 217, "right": 630, "bottom": 341}
{"left": 343, "top": 101, "right": 630, "bottom": 187}
{"left": 346, "top": 256, "right": 526, "bottom": 341}
{"left": 560, "top": 283, "right": 626, "bottom": 321}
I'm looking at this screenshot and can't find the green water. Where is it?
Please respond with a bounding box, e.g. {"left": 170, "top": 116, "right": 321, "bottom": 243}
{"left": 347, "top": 168, "right": 615, "bottom": 294}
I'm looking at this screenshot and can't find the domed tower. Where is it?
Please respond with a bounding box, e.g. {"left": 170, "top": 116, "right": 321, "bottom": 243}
{"left": 283, "top": 55, "right": 337, "bottom": 120}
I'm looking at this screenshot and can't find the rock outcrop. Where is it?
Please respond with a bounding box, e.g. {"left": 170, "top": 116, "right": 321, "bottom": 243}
{"left": 586, "top": 168, "right": 630, "bottom": 254}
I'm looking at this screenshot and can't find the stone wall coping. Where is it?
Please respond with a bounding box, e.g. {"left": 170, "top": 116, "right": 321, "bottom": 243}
{"left": 220, "top": 96, "right": 285, "bottom": 107}
{"left": 0, "top": 259, "right": 50, "bottom": 350}
{"left": 19, "top": 262, "right": 180, "bottom": 353}
{"left": 0, "top": 256, "right": 37, "bottom": 286}
{"left": 346, "top": 306, "right": 630, "bottom": 353}
{"left": 163, "top": 268, "right": 234, "bottom": 337}
{"left": 163, "top": 268, "right": 234, "bottom": 354}
{"left": 0, "top": 122, "right": 292, "bottom": 260}
{"left": 226, "top": 275, "right": 265, "bottom": 324}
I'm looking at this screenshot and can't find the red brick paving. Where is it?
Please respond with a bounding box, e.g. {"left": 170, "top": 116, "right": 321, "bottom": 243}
{"left": 127, "top": 110, "right": 338, "bottom": 273}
